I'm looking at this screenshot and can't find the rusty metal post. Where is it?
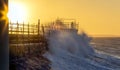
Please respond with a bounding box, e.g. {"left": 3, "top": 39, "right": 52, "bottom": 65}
{"left": 0, "top": 0, "right": 8, "bottom": 70}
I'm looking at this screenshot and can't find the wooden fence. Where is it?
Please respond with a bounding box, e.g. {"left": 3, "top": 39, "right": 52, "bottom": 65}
{"left": 9, "top": 20, "right": 49, "bottom": 57}
{"left": 9, "top": 19, "right": 79, "bottom": 57}
{"left": 9, "top": 19, "right": 79, "bottom": 69}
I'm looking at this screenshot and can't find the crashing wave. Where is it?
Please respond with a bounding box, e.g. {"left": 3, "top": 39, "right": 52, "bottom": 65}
{"left": 43, "top": 19, "right": 120, "bottom": 70}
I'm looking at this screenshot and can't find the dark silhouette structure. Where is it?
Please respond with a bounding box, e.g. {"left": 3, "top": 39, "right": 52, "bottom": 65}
{"left": 0, "top": 0, "right": 9, "bottom": 70}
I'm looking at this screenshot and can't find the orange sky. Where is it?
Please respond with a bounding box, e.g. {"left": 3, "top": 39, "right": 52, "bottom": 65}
{"left": 9, "top": 0, "right": 120, "bottom": 37}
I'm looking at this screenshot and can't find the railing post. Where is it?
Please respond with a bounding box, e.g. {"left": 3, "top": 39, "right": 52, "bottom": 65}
{"left": 17, "top": 21, "right": 18, "bottom": 45}
{"left": 38, "top": 19, "right": 40, "bottom": 49}
{"left": 28, "top": 23, "right": 29, "bottom": 39}
{"left": 10, "top": 21, "right": 12, "bottom": 34}
{"left": 38, "top": 19, "right": 40, "bottom": 36}
{"left": 23, "top": 22, "right": 24, "bottom": 35}
{"left": 22, "top": 22, "right": 24, "bottom": 56}
{"left": 23, "top": 22, "right": 24, "bottom": 44}
{"left": 42, "top": 25, "right": 45, "bottom": 36}
{"left": 28, "top": 23, "right": 30, "bottom": 55}
{"left": 16, "top": 21, "right": 19, "bottom": 57}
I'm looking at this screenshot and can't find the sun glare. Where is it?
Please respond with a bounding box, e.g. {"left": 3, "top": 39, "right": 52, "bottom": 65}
{"left": 8, "top": 2, "right": 27, "bottom": 23}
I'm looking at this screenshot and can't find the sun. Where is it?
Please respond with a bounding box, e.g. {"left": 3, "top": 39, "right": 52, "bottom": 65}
{"left": 8, "top": 2, "right": 27, "bottom": 23}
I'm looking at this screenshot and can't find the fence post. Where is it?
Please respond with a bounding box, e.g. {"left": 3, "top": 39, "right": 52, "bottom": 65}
{"left": 17, "top": 21, "right": 19, "bottom": 44}
{"left": 10, "top": 21, "right": 12, "bottom": 34}
{"left": 38, "top": 19, "right": 40, "bottom": 36}
{"left": 28, "top": 23, "right": 30, "bottom": 55}
{"left": 42, "top": 25, "right": 45, "bottom": 36}
{"left": 22, "top": 22, "right": 24, "bottom": 56}
{"left": 28, "top": 23, "right": 29, "bottom": 40}
{"left": 23, "top": 22, "right": 24, "bottom": 35}
{"left": 38, "top": 19, "right": 40, "bottom": 49}
{"left": 23, "top": 22, "right": 24, "bottom": 44}
{"left": 30, "top": 25, "right": 35, "bottom": 53}
{"left": 16, "top": 21, "right": 19, "bottom": 57}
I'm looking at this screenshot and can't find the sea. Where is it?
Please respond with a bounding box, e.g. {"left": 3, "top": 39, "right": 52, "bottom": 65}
{"left": 91, "top": 37, "right": 120, "bottom": 58}
{"left": 44, "top": 30, "right": 120, "bottom": 70}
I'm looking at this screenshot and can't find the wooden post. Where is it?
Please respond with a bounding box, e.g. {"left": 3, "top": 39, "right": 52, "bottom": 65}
{"left": 38, "top": 19, "right": 40, "bottom": 36}
{"left": 23, "top": 22, "right": 24, "bottom": 56}
{"left": 16, "top": 21, "right": 19, "bottom": 57}
{"left": 17, "top": 21, "right": 18, "bottom": 46}
{"left": 42, "top": 25, "right": 45, "bottom": 36}
{"left": 23, "top": 22, "right": 24, "bottom": 35}
{"left": 28, "top": 23, "right": 30, "bottom": 55}
{"left": 33, "top": 24, "right": 35, "bottom": 54}
{"left": 38, "top": 19, "right": 40, "bottom": 48}
{"left": 10, "top": 21, "right": 12, "bottom": 34}
{"left": 28, "top": 23, "right": 29, "bottom": 39}
{"left": 23, "top": 22, "right": 24, "bottom": 44}
{"left": 28, "top": 23, "right": 30, "bottom": 43}
{"left": 0, "top": 0, "right": 8, "bottom": 70}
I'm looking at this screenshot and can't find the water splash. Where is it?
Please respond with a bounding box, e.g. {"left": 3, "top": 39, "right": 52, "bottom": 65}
{"left": 44, "top": 29, "right": 120, "bottom": 70}
{"left": 43, "top": 20, "right": 120, "bottom": 70}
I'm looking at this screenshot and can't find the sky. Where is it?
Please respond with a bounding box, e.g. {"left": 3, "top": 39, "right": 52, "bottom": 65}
{"left": 9, "top": 0, "right": 120, "bottom": 37}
